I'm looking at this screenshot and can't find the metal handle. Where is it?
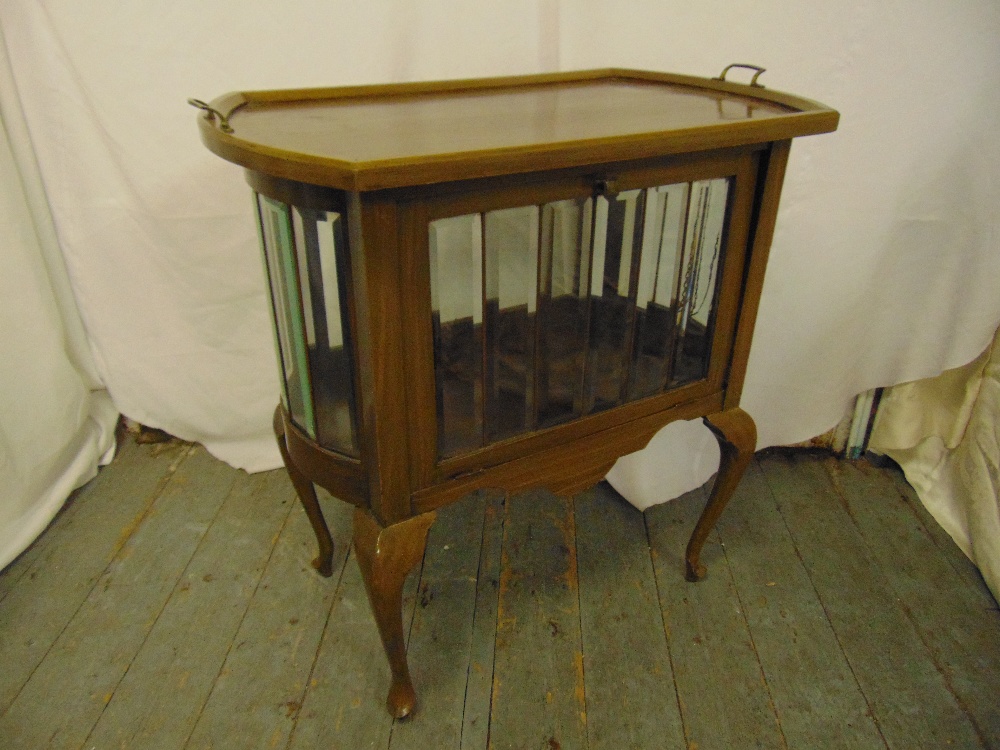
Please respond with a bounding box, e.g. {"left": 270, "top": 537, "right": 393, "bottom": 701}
{"left": 187, "top": 98, "right": 235, "bottom": 133}
{"left": 715, "top": 64, "right": 766, "bottom": 87}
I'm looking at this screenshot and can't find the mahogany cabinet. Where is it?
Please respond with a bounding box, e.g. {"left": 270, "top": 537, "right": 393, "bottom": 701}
{"left": 192, "top": 67, "right": 838, "bottom": 717}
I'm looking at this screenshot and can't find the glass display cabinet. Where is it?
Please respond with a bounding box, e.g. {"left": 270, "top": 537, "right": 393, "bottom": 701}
{"left": 192, "top": 67, "right": 838, "bottom": 717}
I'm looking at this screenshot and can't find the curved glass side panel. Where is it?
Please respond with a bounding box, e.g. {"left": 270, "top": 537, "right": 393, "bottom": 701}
{"left": 254, "top": 194, "right": 360, "bottom": 457}
{"left": 256, "top": 195, "right": 315, "bottom": 439}
{"left": 291, "top": 207, "right": 360, "bottom": 457}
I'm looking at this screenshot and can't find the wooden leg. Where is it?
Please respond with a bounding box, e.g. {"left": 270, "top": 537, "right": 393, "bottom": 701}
{"left": 273, "top": 406, "right": 334, "bottom": 577}
{"left": 353, "top": 508, "right": 436, "bottom": 719}
{"left": 685, "top": 407, "right": 756, "bottom": 582}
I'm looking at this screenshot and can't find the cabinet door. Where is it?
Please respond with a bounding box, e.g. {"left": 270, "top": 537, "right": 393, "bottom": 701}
{"left": 400, "top": 150, "right": 760, "bottom": 486}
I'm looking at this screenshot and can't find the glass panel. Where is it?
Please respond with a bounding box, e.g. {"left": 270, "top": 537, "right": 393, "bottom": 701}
{"left": 484, "top": 206, "right": 539, "bottom": 442}
{"left": 426, "top": 177, "right": 733, "bottom": 460}
{"left": 671, "top": 178, "right": 730, "bottom": 386}
{"left": 257, "top": 195, "right": 316, "bottom": 438}
{"left": 254, "top": 196, "right": 288, "bottom": 413}
{"left": 292, "top": 207, "right": 360, "bottom": 457}
{"left": 628, "top": 183, "right": 690, "bottom": 399}
{"left": 583, "top": 188, "right": 645, "bottom": 414}
{"left": 429, "top": 213, "right": 484, "bottom": 457}
{"left": 536, "top": 197, "right": 592, "bottom": 428}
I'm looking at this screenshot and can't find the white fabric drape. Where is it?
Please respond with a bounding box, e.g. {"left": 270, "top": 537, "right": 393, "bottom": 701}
{"left": 0, "top": 29, "right": 117, "bottom": 570}
{"left": 0, "top": 1, "right": 997, "bottom": 565}
{"left": 870, "top": 328, "right": 1000, "bottom": 601}
{"left": 590, "top": 0, "right": 1000, "bottom": 506}
{"left": 0, "top": 0, "right": 560, "bottom": 474}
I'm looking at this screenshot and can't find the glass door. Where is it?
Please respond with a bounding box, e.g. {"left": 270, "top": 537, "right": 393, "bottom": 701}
{"left": 412, "top": 153, "right": 757, "bottom": 465}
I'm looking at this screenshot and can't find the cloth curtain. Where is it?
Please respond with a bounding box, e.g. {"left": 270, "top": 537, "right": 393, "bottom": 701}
{"left": 0, "top": 28, "right": 117, "bottom": 570}
{"left": 0, "top": 1, "right": 998, "bottom": 567}
{"left": 587, "top": 0, "right": 1000, "bottom": 507}
{"left": 870, "top": 327, "right": 1000, "bottom": 602}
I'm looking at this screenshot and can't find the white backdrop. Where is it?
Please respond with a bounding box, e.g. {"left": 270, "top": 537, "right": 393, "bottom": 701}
{"left": 0, "top": 28, "right": 117, "bottom": 571}
{"left": 0, "top": 0, "right": 998, "bottom": 556}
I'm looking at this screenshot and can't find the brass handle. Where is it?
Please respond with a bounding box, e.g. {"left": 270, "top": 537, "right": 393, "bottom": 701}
{"left": 187, "top": 98, "right": 235, "bottom": 133}
{"left": 715, "top": 64, "right": 766, "bottom": 87}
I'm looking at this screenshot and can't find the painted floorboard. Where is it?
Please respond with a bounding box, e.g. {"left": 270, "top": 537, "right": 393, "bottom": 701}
{"left": 3, "top": 442, "right": 999, "bottom": 750}
{"left": 285, "top": 528, "right": 423, "bottom": 750}
{"left": 0, "top": 437, "right": 161, "bottom": 605}
{"left": 576, "top": 484, "right": 685, "bottom": 750}
{"left": 0, "top": 445, "right": 235, "bottom": 750}
{"left": 759, "top": 453, "right": 985, "bottom": 750}
{"left": 388, "top": 492, "right": 489, "bottom": 750}
{"left": 823, "top": 458, "right": 1000, "bottom": 746}
{"left": 646, "top": 484, "right": 786, "bottom": 750}
{"left": 717, "top": 460, "right": 887, "bottom": 749}
{"left": 884, "top": 466, "right": 999, "bottom": 610}
{"left": 183, "top": 487, "right": 354, "bottom": 750}
{"left": 0, "top": 438, "right": 190, "bottom": 713}
{"left": 489, "top": 490, "right": 587, "bottom": 750}
{"left": 81, "top": 467, "right": 296, "bottom": 749}
{"left": 459, "top": 492, "right": 504, "bottom": 750}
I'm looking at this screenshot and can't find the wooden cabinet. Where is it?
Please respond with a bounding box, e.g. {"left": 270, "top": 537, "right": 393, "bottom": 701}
{"left": 193, "top": 68, "right": 838, "bottom": 717}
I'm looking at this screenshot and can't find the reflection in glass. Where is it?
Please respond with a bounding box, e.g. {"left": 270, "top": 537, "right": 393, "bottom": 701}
{"left": 536, "top": 198, "right": 592, "bottom": 427}
{"left": 292, "top": 207, "right": 360, "bottom": 457}
{"left": 583, "top": 189, "right": 644, "bottom": 413}
{"left": 671, "top": 178, "right": 729, "bottom": 386}
{"left": 257, "top": 196, "right": 315, "bottom": 438}
{"left": 428, "top": 177, "right": 732, "bottom": 459}
{"left": 255, "top": 195, "right": 361, "bottom": 457}
{"left": 429, "top": 214, "right": 484, "bottom": 457}
{"left": 484, "top": 206, "right": 539, "bottom": 441}
{"left": 628, "top": 183, "right": 689, "bottom": 399}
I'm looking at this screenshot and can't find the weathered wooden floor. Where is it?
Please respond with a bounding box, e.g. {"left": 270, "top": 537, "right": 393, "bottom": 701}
{"left": 1, "top": 436, "right": 998, "bottom": 750}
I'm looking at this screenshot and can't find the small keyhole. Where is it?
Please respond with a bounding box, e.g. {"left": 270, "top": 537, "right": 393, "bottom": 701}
{"left": 594, "top": 177, "right": 618, "bottom": 196}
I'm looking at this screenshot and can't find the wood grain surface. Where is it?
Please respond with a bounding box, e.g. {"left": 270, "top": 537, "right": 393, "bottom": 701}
{"left": 2, "top": 439, "right": 999, "bottom": 749}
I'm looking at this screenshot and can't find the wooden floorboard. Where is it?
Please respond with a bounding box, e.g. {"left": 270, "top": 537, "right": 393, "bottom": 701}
{"left": 459, "top": 491, "right": 505, "bottom": 750}
{"left": 0, "top": 439, "right": 190, "bottom": 712}
{"left": 184, "top": 485, "right": 353, "bottom": 750}
{"left": 489, "top": 490, "right": 588, "bottom": 750}
{"left": 646, "top": 483, "right": 787, "bottom": 750}
{"left": 717, "top": 459, "right": 888, "bottom": 749}
{"left": 822, "top": 457, "right": 1000, "bottom": 747}
{"left": 1, "top": 436, "right": 998, "bottom": 750}
{"left": 82, "top": 467, "right": 297, "bottom": 749}
{"left": 759, "top": 453, "right": 986, "bottom": 750}
{"left": 0, "top": 444, "right": 236, "bottom": 750}
{"left": 576, "top": 484, "right": 685, "bottom": 750}
{"left": 388, "top": 492, "right": 489, "bottom": 750}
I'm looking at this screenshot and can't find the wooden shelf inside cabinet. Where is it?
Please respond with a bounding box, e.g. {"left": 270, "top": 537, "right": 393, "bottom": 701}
{"left": 193, "top": 67, "right": 838, "bottom": 718}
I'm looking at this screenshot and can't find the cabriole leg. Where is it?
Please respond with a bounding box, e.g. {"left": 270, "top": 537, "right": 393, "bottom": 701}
{"left": 353, "top": 508, "right": 436, "bottom": 719}
{"left": 273, "top": 406, "right": 335, "bottom": 577}
{"left": 685, "top": 407, "right": 757, "bottom": 582}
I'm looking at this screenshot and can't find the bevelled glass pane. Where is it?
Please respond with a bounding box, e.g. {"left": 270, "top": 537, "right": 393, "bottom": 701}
{"left": 427, "top": 177, "right": 733, "bottom": 461}
{"left": 583, "top": 189, "right": 645, "bottom": 414}
{"left": 671, "top": 177, "right": 730, "bottom": 386}
{"left": 628, "top": 183, "right": 689, "bottom": 399}
{"left": 536, "top": 197, "right": 592, "bottom": 428}
{"left": 484, "top": 206, "right": 538, "bottom": 442}
{"left": 292, "top": 207, "right": 360, "bottom": 457}
{"left": 257, "top": 195, "right": 316, "bottom": 438}
{"left": 430, "top": 213, "right": 484, "bottom": 457}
